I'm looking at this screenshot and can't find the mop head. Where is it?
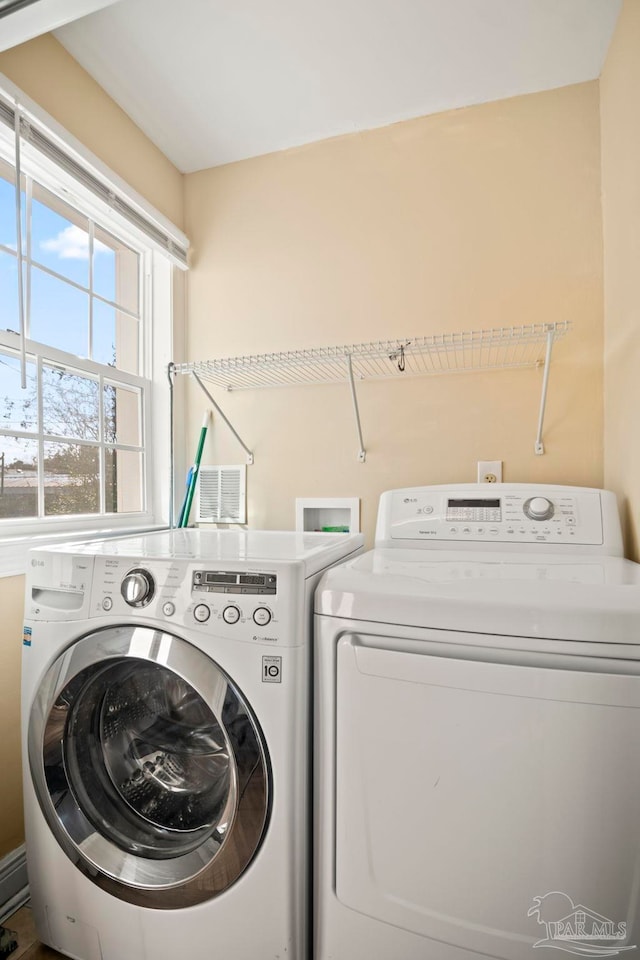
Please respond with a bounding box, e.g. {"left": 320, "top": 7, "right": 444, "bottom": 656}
{"left": 0, "top": 926, "right": 17, "bottom": 957}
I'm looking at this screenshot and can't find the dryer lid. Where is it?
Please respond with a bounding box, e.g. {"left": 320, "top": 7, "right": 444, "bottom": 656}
{"left": 315, "top": 548, "right": 640, "bottom": 644}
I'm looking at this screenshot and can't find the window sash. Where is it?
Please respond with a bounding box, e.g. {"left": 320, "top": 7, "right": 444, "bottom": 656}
{"left": 0, "top": 156, "right": 144, "bottom": 362}
{"left": 0, "top": 334, "right": 149, "bottom": 522}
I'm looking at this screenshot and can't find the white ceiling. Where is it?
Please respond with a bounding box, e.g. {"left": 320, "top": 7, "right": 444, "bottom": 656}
{"left": 54, "top": 0, "right": 621, "bottom": 174}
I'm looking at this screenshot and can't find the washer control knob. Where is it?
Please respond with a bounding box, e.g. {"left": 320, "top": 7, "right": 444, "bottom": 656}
{"left": 102, "top": 596, "right": 113, "bottom": 611}
{"left": 253, "top": 607, "right": 272, "bottom": 626}
{"left": 223, "top": 605, "right": 241, "bottom": 625}
{"left": 194, "top": 603, "right": 211, "bottom": 623}
{"left": 524, "top": 497, "right": 554, "bottom": 521}
{"left": 121, "top": 569, "right": 155, "bottom": 607}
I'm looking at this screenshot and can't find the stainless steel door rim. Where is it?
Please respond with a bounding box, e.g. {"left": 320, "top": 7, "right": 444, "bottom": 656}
{"left": 29, "top": 625, "right": 271, "bottom": 908}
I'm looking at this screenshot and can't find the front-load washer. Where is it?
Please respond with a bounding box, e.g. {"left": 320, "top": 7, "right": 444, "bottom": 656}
{"left": 22, "top": 527, "right": 362, "bottom": 960}
{"left": 314, "top": 484, "right": 640, "bottom": 960}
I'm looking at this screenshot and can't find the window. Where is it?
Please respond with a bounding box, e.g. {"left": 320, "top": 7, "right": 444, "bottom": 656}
{"left": 0, "top": 165, "right": 145, "bottom": 521}
{"left": 0, "top": 77, "right": 188, "bottom": 567}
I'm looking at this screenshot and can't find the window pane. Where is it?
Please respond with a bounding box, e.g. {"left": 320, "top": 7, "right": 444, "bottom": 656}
{"left": 93, "top": 300, "right": 139, "bottom": 373}
{"left": 0, "top": 436, "right": 38, "bottom": 518}
{"left": 104, "top": 383, "right": 141, "bottom": 446}
{"left": 0, "top": 158, "right": 16, "bottom": 252}
{"left": 31, "top": 182, "right": 90, "bottom": 287}
{"left": 93, "top": 299, "right": 115, "bottom": 367}
{"left": 42, "top": 365, "right": 99, "bottom": 441}
{"left": 94, "top": 226, "right": 139, "bottom": 314}
{"left": 44, "top": 442, "right": 99, "bottom": 516}
{"left": 0, "top": 250, "right": 19, "bottom": 334}
{"left": 105, "top": 447, "right": 142, "bottom": 514}
{"left": 0, "top": 352, "right": 37, "bottom": 432}
{"left": 31, "top": 267, "right": 89, "bottom": 356}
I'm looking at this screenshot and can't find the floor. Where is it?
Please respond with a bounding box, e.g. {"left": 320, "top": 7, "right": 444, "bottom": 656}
{"left": 2, "top": 905, "right": 64, "bottom": 959}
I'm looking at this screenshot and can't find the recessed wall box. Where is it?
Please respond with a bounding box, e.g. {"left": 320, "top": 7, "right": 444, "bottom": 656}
{"left": 295, "top": 498, "right": 360, "bottom": 534}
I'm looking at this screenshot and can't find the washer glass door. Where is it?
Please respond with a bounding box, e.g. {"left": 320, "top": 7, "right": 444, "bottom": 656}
{"left": 29, "top": 625, "right": 270, "bottom": 908}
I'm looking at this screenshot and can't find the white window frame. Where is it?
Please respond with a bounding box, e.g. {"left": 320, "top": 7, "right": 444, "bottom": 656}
{"left": 0, "top": 76, "right": 187, "bottom": 576}
{"left": 0, "top": 1, "right": 123, "bottom": 55}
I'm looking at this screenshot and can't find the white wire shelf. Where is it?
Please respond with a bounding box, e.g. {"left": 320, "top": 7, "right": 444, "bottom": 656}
{"left": 170, "top": 321, "right": 570, "bottom": 464}
{"left": 173, "top": 322, "right": 570, "bottom": 392}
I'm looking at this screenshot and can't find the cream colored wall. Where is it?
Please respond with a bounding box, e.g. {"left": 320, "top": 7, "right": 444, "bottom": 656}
{"left": 184, "top": 81, "right": 603, "bottom": 545}
{"left": 0, "top": 34, "right": 184, "bottom": 229}
{"left": 600, "top": 0, "right": 640, "bottom": 560}
{"left": 0, "top": 35, "right": 185, "bottom": 859}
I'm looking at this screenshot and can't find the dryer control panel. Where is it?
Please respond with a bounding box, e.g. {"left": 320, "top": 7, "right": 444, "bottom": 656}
{"left": 375, "top": 484, "right": 623, "bottom": 556}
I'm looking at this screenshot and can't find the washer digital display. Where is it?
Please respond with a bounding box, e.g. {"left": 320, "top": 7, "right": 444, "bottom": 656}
{"left": 193, "top": 570, "right": 277, "bottom": 595}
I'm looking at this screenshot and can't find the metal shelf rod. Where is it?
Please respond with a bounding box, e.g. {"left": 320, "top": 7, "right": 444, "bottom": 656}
{"left": 192, "top": 372, "right": 254, "bottom": 465}
{"left": 534, "top": 326, "right": 555, "bottom": 456}
{"left": 346, "top": 354, "right": 366, "bottom": 463}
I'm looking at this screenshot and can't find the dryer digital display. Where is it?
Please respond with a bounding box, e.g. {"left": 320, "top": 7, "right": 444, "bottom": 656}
{"left": 446, "top": 499, "right": 502, "bottom": 521}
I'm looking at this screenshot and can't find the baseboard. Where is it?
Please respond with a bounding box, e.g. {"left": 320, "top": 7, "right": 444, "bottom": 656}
{"left": 0, "top": 845, "right": 28, "bottom": 923}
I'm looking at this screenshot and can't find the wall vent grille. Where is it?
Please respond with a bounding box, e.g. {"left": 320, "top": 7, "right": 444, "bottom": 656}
{"left": 197, "top": 465, "right": 246, "bottom": 524}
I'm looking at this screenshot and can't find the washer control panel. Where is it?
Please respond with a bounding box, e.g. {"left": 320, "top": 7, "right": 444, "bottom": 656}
{"left": 78, "top": 557, "right": 282, "bottom": 639}
{"left": 377, "top": 484, "right": 614, "bottom": 549}
{"left": 28, "top": 549, "right": 290, "bottom": 639}
{"left": 189, "top": 570, "right": 277, "bottom": 629}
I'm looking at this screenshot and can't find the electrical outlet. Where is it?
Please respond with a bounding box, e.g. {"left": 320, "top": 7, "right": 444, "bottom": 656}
{"left": 477, "top": 460, "right": 502, "bottom": 483}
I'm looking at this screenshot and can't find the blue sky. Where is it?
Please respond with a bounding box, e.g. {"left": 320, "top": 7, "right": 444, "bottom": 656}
{"left": 0, "top": 176, "right": 138, "bottom": 466}
{"left": 0, "top": 177, "right": 119, "bottom": 358}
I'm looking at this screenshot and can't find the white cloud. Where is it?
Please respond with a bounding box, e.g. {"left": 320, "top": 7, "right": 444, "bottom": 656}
{"left": 40, "top": 225, "right": 110, "bottom": 261}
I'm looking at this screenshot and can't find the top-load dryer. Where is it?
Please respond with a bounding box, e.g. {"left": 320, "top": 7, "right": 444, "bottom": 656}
{"left": 315, "top": 484, "right": 640, "bottom": 960}
{"left": 22, "top": 527, "right": 362, "bottom": 960}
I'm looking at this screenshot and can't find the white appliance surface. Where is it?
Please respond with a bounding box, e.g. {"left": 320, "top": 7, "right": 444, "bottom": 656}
{"left": 48, "top": 527, "right": 354, "bottom": 570}
{"left": 317, "top": 548, "right": 640, "bottom": 644}
{"left": 314, "top": 484, "right": 640, "bottom": 960}
{"left": 22, "top": 528, "right": 362, "bottom": 960}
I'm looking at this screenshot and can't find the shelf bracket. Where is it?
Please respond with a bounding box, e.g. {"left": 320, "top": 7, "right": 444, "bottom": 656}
{"left": 192, "top": 372, "right": 254, "bottom": 465}
{"left": 346, "top": 354, "right": 366, "bottom": 462}
{"left": 534, "top": 326, "right": 555, "bottom": 455}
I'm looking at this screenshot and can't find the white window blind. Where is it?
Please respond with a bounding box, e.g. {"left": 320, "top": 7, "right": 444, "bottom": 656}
{"left": 0, "top": 93, "right": 188, "bottom": 267}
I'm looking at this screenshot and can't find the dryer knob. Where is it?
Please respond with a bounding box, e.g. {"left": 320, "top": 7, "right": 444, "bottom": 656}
{"left": 121, "top": 569, "right": 155, "bottom": 607}
{"left": 524, "top": 497, "right": 555, "bottom": 521}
